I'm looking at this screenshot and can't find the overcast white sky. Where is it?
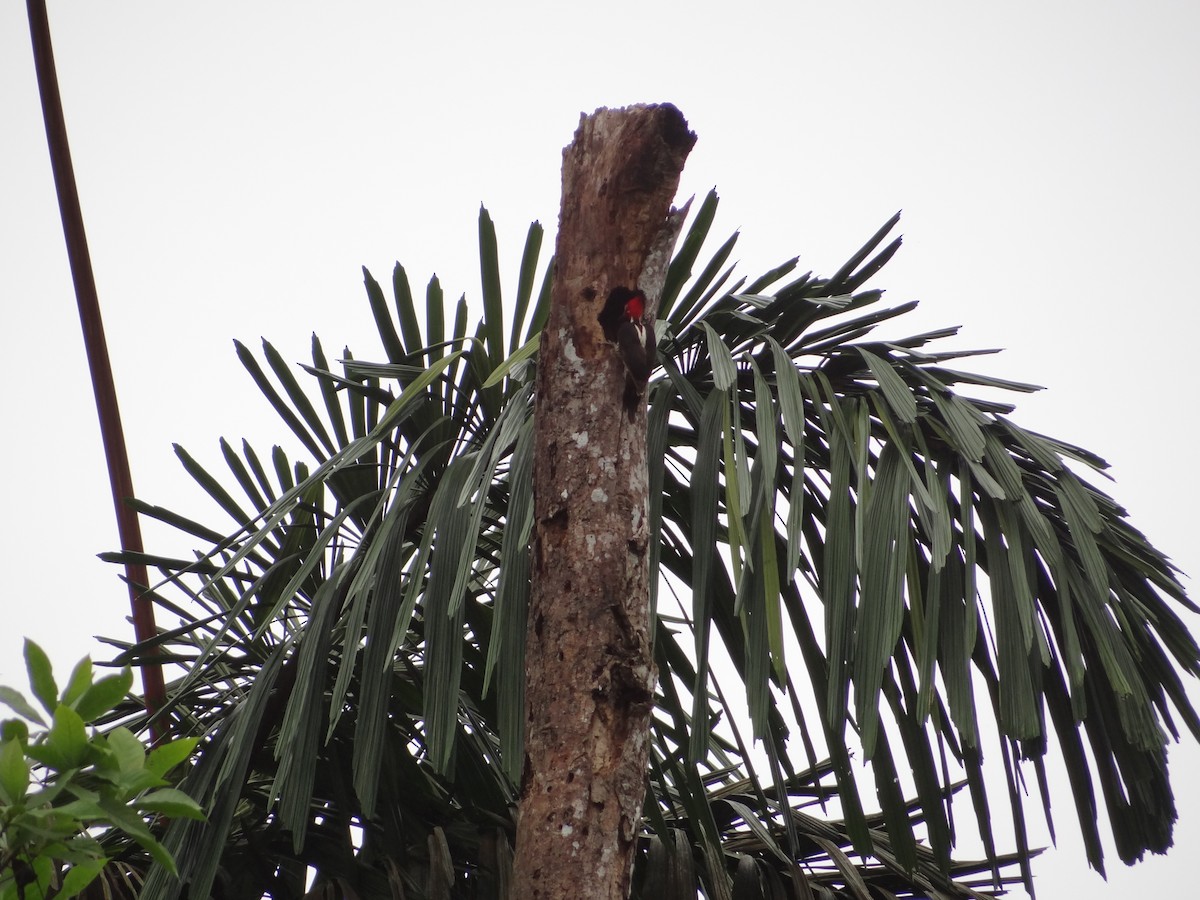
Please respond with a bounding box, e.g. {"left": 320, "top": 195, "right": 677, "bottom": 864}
{"left": 2, "top": 2, "right": 1198, "bottom": 897}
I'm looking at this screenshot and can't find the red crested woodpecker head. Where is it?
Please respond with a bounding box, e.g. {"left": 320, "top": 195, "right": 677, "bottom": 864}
{"left": 599, "top": 286, "right": 649, "bottom": 341}
{"left": 623, "top": 291, "right": 646, "bottom": 322}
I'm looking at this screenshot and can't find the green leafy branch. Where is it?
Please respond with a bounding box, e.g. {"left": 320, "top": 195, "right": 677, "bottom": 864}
{"left": 0, "top": 641, "right": 202, "bottom": 900}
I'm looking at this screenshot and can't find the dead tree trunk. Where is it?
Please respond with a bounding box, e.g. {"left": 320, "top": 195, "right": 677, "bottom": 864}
{"left": 512, "top": 105, "right": 694, "bottom": 900}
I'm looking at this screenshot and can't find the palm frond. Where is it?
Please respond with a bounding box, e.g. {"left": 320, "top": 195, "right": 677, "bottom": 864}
{"left": 102, "top": 191, "right": 1197, "bottom": 899}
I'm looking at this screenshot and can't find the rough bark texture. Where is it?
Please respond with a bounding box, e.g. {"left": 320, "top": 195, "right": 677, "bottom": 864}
{"left": 512, "top": 105, "right": 695, "bottom": 900}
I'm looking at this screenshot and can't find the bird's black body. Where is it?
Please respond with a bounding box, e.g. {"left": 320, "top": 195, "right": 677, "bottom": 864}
{"left": 598, "top": 286, "right": 656, "bottom": 419}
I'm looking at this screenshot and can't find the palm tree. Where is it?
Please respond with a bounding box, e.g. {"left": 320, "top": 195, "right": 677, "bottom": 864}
{"left": 103, "top": 190, "right": 1198, "bottom": 899}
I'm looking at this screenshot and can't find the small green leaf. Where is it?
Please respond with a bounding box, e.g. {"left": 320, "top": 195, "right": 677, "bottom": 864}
{"left": 145, "top": 737, "right": 199, "bottom": 779}
{"left": 73, "top": 668, "right": 133, "bottom": 722}
{"left": 136, "top": 787, "right": 206, "bottom": 820}
{"left": 24, "top": 639, "right": 58, "bottom": 716}
{"left": 932, "top": 392, "right": 987, "bottom": 463}
{"left": 56, "top": 858, "right": 107, "bottom": 900}
{"left": 0, "top": 686, "right": 45, "bottom": 727}
{"left": 60, "top": 658, "right": 93, "bottom": 707}
{"left": 509, "top": 221, "right": 544, "bottom": 353}
{"left": 105, "top": 727, "right": 147, "bottom": 775}
{"left": 702, "top": 322, "right": 737, "bottom": 391}
{"left": 99, "top": 796, "right": 179, "bottom": 875}
{"left": 478, "top": 205, "right": 506, "bottom": 374}
{"left": 758, "top": 498, "right": 786, "bottom": 683}
{"left": 859, "top": 347, "right": 917, "bottom": 424}
{"left": 55, "top": 797, "right": 109, "bottom": 821}
{"left": 0, "top": 737, "right": 30, "bottom": 804}
{"left": 722, "top": 389, "right": 747, "bottom": 586}
{"left": 482, "top": 333, "right": 540, "bottom": 389}
{"left": 113, "top": 768, "right": 166, "bottom": 797}
{"left": 44, "top": 706, "right": 89, "bottom": 770}
{"left": 21, "top": 803, "right": 83, "bottom": 837}
{"left": 57, "top": 833, "right": 105, "bottom": 864}
{"left": 0, "top": 717, "right": 29, "bottom": 744}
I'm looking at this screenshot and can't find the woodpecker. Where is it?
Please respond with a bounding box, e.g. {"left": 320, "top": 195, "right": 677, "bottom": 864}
{"left": 598, "top": 286, "right": 656, "bottom": 418}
